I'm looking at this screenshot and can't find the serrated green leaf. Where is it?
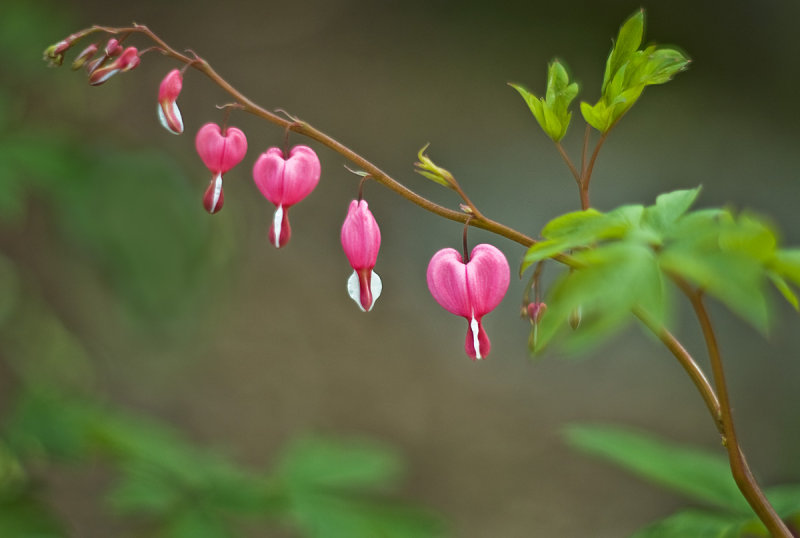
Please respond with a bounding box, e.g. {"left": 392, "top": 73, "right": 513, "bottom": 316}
{"left": 631, "top": 510, "right": 753, "bottom": 538}
{"left": 642, "top": 187, "right": 702, "bottom": 236}
{"left": 564, "top": 424, "right": 751, "bottom": 513}
{"left": 602, "top": 10, "right": 645, "bottom": 94}
{"left": 768, "top": 272, "right": 799, "bottom": 310}
{"left": 772, "top": 249, "right": 800, "bottom": 286}
{"left": 534, "top": 242, "right": 665, "bottom": 353}
{"left": 277, "top": 437, "right": 402, "bottom": 491}
{"left": 511, "top": 60, "right": 578, "bottom": 141}
{"left": 541, "top": 209, "right": 606, "bottom": 239}
{"left": 520, "top": 240, "right": 569, "bottom": 275}
{"left": 659, "top": 246, "right": 770, "bottom": 332}
{"left": 580, "top": 101, "right": 610, "bottom": 132}
{"left": 718, "top": 214, "right": 777, "bottom": 262}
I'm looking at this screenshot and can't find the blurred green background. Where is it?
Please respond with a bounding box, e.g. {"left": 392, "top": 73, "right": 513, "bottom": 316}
{"left": 2, "top": 0, "right": 800, "bottom": 536}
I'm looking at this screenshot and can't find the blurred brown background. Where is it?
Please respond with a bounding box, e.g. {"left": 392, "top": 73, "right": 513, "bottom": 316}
{"left": 4, "top": 0, "right": 800, "bottom": 536}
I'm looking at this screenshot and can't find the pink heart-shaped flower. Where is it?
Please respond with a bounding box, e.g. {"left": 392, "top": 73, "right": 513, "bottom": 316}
{"left": 426, "top": 244, "right": 510, "bottom": 359}
{"left": 195, "top": 123, "right": 248, "bottom": 174}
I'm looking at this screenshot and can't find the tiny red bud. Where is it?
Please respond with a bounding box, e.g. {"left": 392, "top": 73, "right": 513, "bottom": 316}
{"left": 104, "top": 38, "right": 122, "bottom": 57}
{"left": 527, "top": 302, "right": 547, "bottom": 323}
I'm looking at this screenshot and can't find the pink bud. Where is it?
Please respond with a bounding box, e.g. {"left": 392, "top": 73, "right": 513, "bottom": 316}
{"left": 87, "top": 46, "right": 140, "bottom": 86}
{"left": 341, "top": 199, "right": 382, "bottom": 311}
{"left": 195, "top": 123, "right": 248, "bottom": 214}
{"left": 527, "top": 302, "right": 547, "bottom": 323}
{"left": 71, "top": 43, "right": 98, "bottom": 70}
{"left": 252, "top": 145, "right": 320, "bottom": 248}
{"left": 104, "top": 38, "right": 122, "bottom": 57}
{"left": 157, "top": 69, "right": 184, "bottom": 135}
{"left": 426, "top": 244, "right": 510, "bottom": 359}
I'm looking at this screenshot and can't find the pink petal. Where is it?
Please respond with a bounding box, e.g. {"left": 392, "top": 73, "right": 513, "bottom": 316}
{"left": 341, "top": 199, "right": 381, "bottom": 270}
{"left": 426, "top": 248, "right": 471, "bottom": 318}
{"left": 252, "top": 147, "right": 287, "bottom": 205}
{"left": 195, "top": 123, "right": 247, "bottom": 174}
{"left": 465, "top": 244, "right": 510, "bottom": 317}
{"left": 280, "top": 145, "right": 320, "bottom": 207}
{"left": 158, "top": 69, "right": 182, "bottom": 101}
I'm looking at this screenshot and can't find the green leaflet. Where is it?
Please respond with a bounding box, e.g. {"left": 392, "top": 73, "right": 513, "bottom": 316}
{"left": 581, "top": 10, "right": 690, "bottom": 132}
{"left": 510, "top": 60, "right": 578, "bottom": 141}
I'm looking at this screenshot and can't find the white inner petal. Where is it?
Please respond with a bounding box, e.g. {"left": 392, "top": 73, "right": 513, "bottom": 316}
{"left": 172, "top": 102, "right": 183, "bottom": 133}
{"left": 211, "top": 173, "right": 223, "bottom": 211}
{"left": 157, "top": 104, "right": 168, "bottom": 131}
{"left": 370, "top": 270, "right": 382, "bottom": 310}
{"left": 272, "top": 205, "right": 283, "bottom": 248}
{"left": 347, "top": 271, "right": 364, "bottom": 312}
{"left": 470, "top": 315, "right": 482, "bottom": 359}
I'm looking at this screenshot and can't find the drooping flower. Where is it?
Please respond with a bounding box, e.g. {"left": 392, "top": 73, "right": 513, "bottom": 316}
{"left": 195, "top": 122, "right": 248, "bottom": 214}
{"left": 157, "top": 69, "right": 184, "bottom": 135}
{"left": 252, "top": 145, "right": 320, "bottom": 248}
{"left": 88, "top": 46, "right": 140, "bottom": 86}
{"left": 341, "top": 199, "right": 382, "bottom": 311}
{"left": 427, "top": 244, "right": 510, "bottom": 359}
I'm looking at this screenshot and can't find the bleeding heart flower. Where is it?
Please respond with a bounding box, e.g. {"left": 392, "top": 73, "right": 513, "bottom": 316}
{"left": 157, "top": 69, "right": 184, "bottom": 135}
{"left": 427, "top": 244, "right": 510, "bottom": 359}
{"left": 341, "top": 199, "right": 382, "bottom": 311}
{"left": 88, "top": 46, "right": 140, "bottom": 86}
{"left": 195, "top": 122, "right": 248, "bottom": 213}
{"left": 252, "top": 145, "right": 320, "bottom": 248}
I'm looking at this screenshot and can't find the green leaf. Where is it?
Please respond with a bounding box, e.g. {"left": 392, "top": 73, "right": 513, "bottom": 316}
{"left": 564, "top": 424, "right": 751, "bottom": 513}
{"left": 162, "top": 509, "right": 234, "bottom": 538}
{"left": 277, "top": 436, "right": 402, "bottom": 491}
{"left": 659, "top": 246, "right": 770, "bottom": 332}
{"left": 765, "top": 484, "right": 800, "bottom": 518}
{"left": 534, "top": 242, "right": 665, "bottom": 353}
{"left": 642, "top": 187, "right": 702, "bottom": 237}
{"left": 768, "top": 272, "right": 799, "bottom": 310}
{"left": 631, "top": 510, "right": 753, "bottom": 538}
{"left": 0, "top": 492, "right": 66, "bottom": 538}
{"left": 602, "top": 10, "right": 645, "bottom": 94}
{"left": 580, "top": 100, "right": 611, "bottom": 132}
{"left": 289, "top": 492, "right": 444, "bottom": 538}
{"left": 510, "top": 60, "right": 578, "bottom": 141}
{"left": 772, "top": 249, "right": 800, "bottom": 285}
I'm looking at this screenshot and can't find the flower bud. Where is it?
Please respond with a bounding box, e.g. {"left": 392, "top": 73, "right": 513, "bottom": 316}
{"left": 88, "top": 46, "right": 140, "bottom": 86}
{"left": 157, "top": 69, "right": 184, "bottom": 135}
{"left": 71, "top": 43, "right": 98, "bottom": 70}
{"left": 569, "top": 305, "right": 582, "bottom": 330}
{"left": 527, "top": 302, "right": 547, "bottom": 323}
{"left": 341, "top": 200, "right": 382, "bottom": 311}
{"left": 104, "top": 38, "right": 122, "bottom": 57}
